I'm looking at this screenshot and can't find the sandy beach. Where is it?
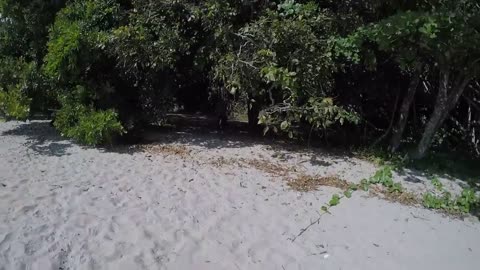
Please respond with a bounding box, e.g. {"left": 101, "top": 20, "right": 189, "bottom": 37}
{"left": 1, "top": 120, "right": 479, "bottom": 270}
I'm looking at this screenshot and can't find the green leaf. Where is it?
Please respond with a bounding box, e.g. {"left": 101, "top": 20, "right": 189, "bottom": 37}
{"left": 360, "top": 179, "right": 370, "bottom": 191}
{"left": 329, "top": 194, "right": 341, "bottom": 207}
{"left": 431, "top": 177, "right": 443, "bottom": 191}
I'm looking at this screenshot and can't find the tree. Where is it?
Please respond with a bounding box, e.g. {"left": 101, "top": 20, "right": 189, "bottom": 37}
{"left": 412, "top": 1, "right": 480, "bottom": 158}
{"left": 0, "top": 0, "right": 65, "bottom": 118}
{"left": 1, "top": 0, "right": 478, "bottom": 157}
{"left": 336, "top": 0, "right": 480, "bottom": 158}
{"left": 215, "top": 1, "right": 358, "bottom": 135}
{"left": 0, "top": 0, "right": 65, "bottom": 62}
{"left": 42, "top": 0, "right": 127, "bottom": 144}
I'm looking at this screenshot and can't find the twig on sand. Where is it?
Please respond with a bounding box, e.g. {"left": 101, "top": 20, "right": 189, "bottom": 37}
{"left": 289, "top": 212, "right": 327, "bottom": 242}
{"left": 411, "top": 212, "right": 430, "bottom": 221}
{"left": 50, "top": 184, "right": 63, "bottom": 191}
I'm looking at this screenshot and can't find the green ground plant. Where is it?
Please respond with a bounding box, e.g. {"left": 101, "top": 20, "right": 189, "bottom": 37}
{"left": 423, "top": 178, "right": 480, "bottom": 214}
{"left": 317, "top": 166, "right": 479, "bottom": 216}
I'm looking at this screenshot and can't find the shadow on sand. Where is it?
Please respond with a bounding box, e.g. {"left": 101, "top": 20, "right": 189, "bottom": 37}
{"left": 2, "top": 121, "right": 73, "bottom": 157}
{"left": 2, "top": 116, "right": 477, "bottom": 189}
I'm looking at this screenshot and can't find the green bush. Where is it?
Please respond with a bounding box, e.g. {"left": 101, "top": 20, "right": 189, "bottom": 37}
{"left": 0, "top": 57, "right": 36, "bottom": 121}
{"left": 54, "top": 98, "right": 124, "bottom": 145}
{"left": 53, "top": 100, "right": 89, "bottom": 136}
{"left": 71, "top": 109, "right": 125, "bottom": 146}
{"left": 0, "top": 87, "right": 32, "bottom": 121}
{"left": 214, "top": 1, "right": 359, "bottom": 135}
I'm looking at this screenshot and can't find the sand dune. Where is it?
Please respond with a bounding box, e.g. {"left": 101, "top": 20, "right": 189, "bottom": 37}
{"left": 1, "top": 121, "right": 479, "bottom": 270}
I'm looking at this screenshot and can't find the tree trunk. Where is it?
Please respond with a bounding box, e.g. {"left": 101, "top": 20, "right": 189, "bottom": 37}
{"left": 439, "top": 76, "right": 471, "bottom": 124}
{"left": 414, "top": 70, "right": 471, "bottom": 159}
{"left": 389, "top": 64, "right": 423, "bottom": 152}
{"left": 372, "top": 89, "right": 400, "bottom": 147}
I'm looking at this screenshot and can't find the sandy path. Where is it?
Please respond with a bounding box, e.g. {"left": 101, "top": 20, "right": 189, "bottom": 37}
{"left": 0, "top": 121, "right": 479, "bottom": 270}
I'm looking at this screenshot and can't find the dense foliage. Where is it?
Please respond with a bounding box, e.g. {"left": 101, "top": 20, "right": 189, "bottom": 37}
{"left": 0, "top": 0, "right": 478, "bottom": 159}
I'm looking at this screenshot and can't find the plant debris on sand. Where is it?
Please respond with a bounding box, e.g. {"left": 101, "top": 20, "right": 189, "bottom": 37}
{"left": 287, "top": 175, "right": 349, "bottom": 192}
{"left": 367, "top": 185, "right": 420, "bottom": 206}
{"left": 287, "top": 173, "right": 419, "bottom": 210}
{"left": 141, "top": 144, "right": 192, "bottom": 158}
{"left": 207, "top": 157, "right": 297, "bottom": 178}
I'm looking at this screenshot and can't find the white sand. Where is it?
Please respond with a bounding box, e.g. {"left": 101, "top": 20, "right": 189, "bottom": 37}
{"left": 1, "top": 120, "right": 479, "bottom": 270}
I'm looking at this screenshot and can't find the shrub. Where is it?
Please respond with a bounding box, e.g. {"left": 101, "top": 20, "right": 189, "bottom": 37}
{"left": 0, "top": 87, "right": 32, "bottom": 121}
{"left": 53, "top": 99, "right": 90, "bottom": 136}
{"left": 0, "top": 57, "right": 36, "bottom": 121}
{"left": 70, "top": 109, "right": 124, "bottom": 146}
{"left": 54, "top": 96, "right": 124, "bottom": 145}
